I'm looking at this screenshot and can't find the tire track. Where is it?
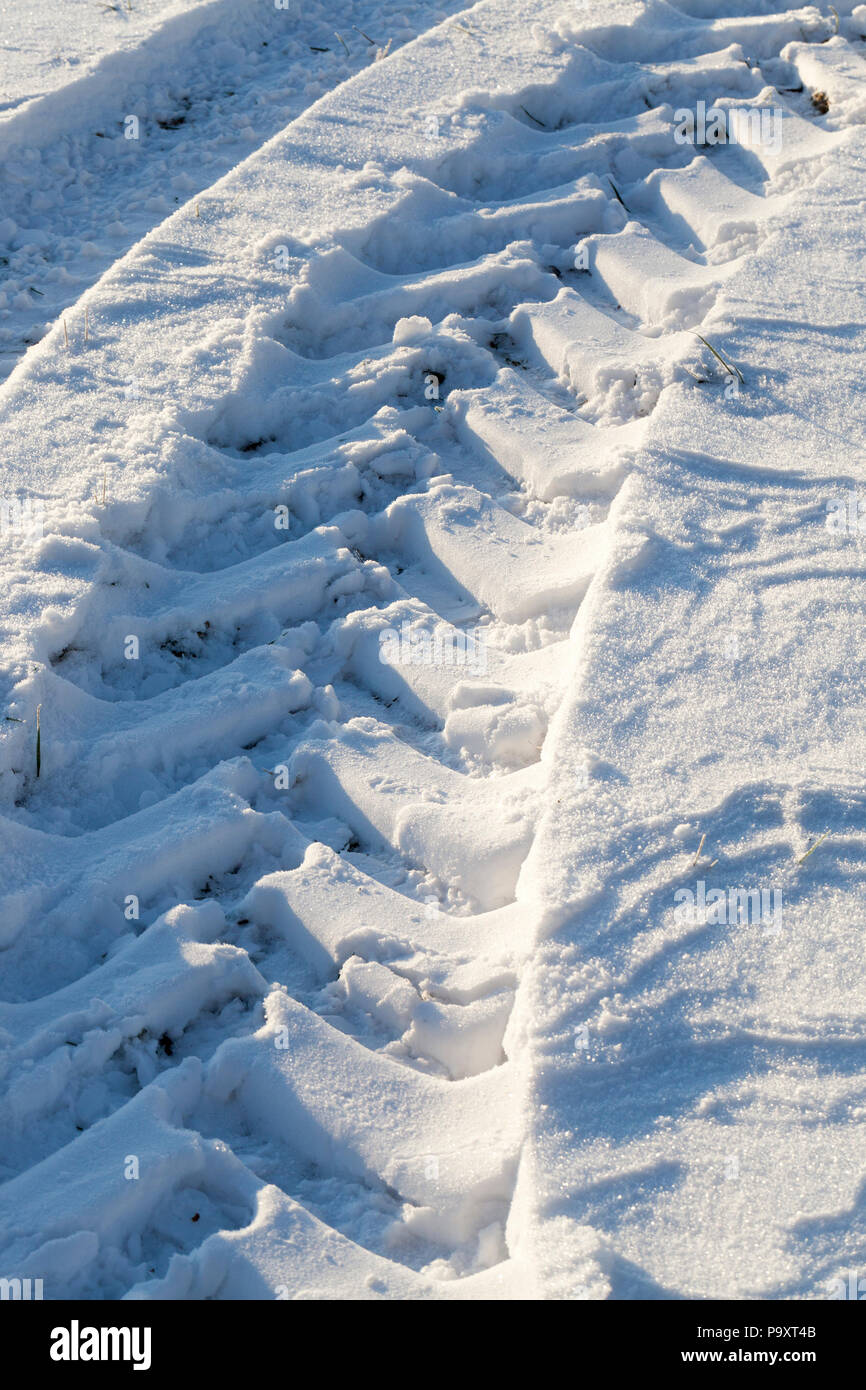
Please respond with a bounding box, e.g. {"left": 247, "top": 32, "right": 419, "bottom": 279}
{"left": 0, "top": 0, "right": 862, "bottom": 1298}
{"left": 0, "top": 0, "right": 474, "bottom": 382}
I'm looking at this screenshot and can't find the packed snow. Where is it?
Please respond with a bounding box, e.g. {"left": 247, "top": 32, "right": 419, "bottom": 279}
{"left": 0, "top": 0, "right": 865, "bottom": 1300}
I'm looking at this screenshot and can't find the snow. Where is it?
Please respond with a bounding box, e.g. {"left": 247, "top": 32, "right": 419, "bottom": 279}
{"left": 1, "top": 0, "right": 866, "bottom": 1301}
{"left": 0, "top": 0, "right": 470, "bottom": 380}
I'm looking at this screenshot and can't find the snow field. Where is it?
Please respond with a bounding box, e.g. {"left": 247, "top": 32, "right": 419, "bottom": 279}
{"left": 0, "top": 0, "right": 864, "bottom": 1298}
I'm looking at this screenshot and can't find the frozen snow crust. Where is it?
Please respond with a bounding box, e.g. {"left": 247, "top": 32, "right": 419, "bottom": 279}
{"left": 0, "top": 0, "right": 865, "bottom": 1298}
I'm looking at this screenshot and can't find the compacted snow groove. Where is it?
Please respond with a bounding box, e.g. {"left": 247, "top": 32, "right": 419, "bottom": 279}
{"left": 0, "top": 0, "right": 473, "bottom": 383}
{"left": 0, "top": 0, "right": 864, "bottom": 1298}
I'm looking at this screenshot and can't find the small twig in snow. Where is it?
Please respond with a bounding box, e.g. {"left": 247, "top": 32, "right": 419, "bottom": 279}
{"left": 693, "top": 332, "right": 745, "bottom": 385}
{"left": 454, "top": 18, "right": 481, "bottom": 43}
{"left": 520, "top": 104, "right": 546, "bottom": 128}
{"left": 797, "top": 830, "right": 830, "bottom": 865}
{"left": 608, "top": 177, "right": 629, "bottom": 211}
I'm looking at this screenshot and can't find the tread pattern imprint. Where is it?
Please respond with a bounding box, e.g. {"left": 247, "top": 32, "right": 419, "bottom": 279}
{"left": 0, "top": 0, "right": 864, "bottom": 1299}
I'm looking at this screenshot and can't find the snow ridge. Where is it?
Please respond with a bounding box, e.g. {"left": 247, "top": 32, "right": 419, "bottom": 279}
{"left": 0, "top": 0, "right": 864, "bottom": 1299}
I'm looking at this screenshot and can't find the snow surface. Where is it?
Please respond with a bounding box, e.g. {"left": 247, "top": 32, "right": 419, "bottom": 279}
{"left": 0, "top": 0, "right": 865, "bottom": 1299}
